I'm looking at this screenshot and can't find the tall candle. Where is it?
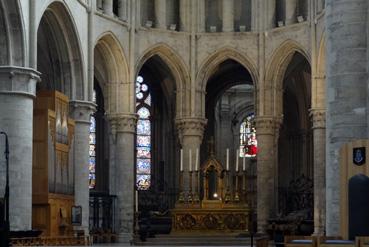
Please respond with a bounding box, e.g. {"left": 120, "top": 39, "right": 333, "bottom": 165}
{"left": 195, "top": 148, "right": 199, "bottom": 171}
{"left": 135, "top": 190, "right": 138, "bottom": 212}
{"left": 180, "top": 149, "right": 183, "bottom": 171}
{"left": 243, "top": 155, "right": 246, "bottom": 171}
{"left": 236, "top": 149, "right": 239, "bottom": 172}
{"left": 189, "top": 149, "right": 192, "bottom": 172}
{"left": 226, "top": 148, "right": 229, "bottom": 171}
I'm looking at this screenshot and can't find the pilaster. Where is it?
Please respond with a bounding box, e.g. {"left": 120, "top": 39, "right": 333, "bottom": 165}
{"left": 155, "top": 0, "right": 166, "bottom": 29}
{"left": 0, "top": 66, "right": 40, "bottom": 230}
{"left": 222, "top": 0, "right": 234, "bottom": 32}
{"left": 285, "top": 0, "right": 297, "bottom": 25}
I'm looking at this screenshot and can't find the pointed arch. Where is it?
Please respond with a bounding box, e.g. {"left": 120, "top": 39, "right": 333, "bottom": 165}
{"left": 37, "top": 1, "right": 85, "bottom": 100}
{"left": 0, "top": 0, "right": 25, "bottom": 66}
{"left": 197, "top": 47, "right": 258, "bottom": 92}
{"left": 136, "top": 43, "right": 190, "bottom": 117}
{"left": 94, "top": 32, "right": 129, "bottom": 113}
{"left": 264, "top": 40, "right": 310, "bottom": 116}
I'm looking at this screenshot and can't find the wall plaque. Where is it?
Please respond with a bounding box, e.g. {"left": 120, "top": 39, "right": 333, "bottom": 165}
{"left": 353, "top": 147, "right": 366, "bottom": 166}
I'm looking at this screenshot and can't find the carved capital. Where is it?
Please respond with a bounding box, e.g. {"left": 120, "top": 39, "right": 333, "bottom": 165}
{"left": 175, "top": 117, "right": 207, "bottom": 146}
{"left": 107, "top": 113, "right": 138, "bottom": 136}
{"left": 254, "top": 116, "right": 282, "bottom": 136}
{"left": 0, "top": 66, "right": 41, "bottom": 97}
{"left": 309, "top": 109, "right": 326, "bottom": 129}
{"left": 69, "top": 100, "right": 96, "bottom": 124}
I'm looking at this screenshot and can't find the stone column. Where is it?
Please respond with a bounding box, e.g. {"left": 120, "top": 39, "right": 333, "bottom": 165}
{"left": 266, "top": 0, "right": 276, "bottom": 29}
{"left": 310, "top": 109, "right": 326, "bottom": 235}
{"left": 285, "top": 0, "right": 297, "bottom": 25}
{"left": 70, "top": 101, "right": 96, "bottom": 234}
{"left": 176, "top": 118, "right": 207, "bottom": 191}
{"left": 255, "top": 116, "right": 279, "bottom": 233}
{"left": 326, "top": 0, "right": 367, "bottom": 235}
{"left": 155, "top": 0, "right": 166, "bottom": 29}
{"left": 108, "top": 113, "right": 137, "bottom": 243}
{"left": 197, "top": 0, "right": 206, "bottom": 32}
{"left": 0, "top": 67, "right": 40, "bottom": 230}
{"left": 118, "top": 0, "right": 128, "bottom": 21}
{"left": 103, "top": 0, "right": 114, "bottom": 16}
{"left": 96, "top": 0, "right": 103, "bottom": 10}
{"left": 179, "top": 0, "right": 189, "bottom": 31}
{"left": 222, "top": 0, "right": 234, "bottom": 32}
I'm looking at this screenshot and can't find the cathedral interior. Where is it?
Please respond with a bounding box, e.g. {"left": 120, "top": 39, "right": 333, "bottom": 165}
{"left": 1, "top": 0, "right": 369, "bottom": 246}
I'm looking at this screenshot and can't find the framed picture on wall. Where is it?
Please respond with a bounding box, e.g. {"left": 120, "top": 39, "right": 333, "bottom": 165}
{"left": 71, "top": 205, "right": 82, "bottom": 226}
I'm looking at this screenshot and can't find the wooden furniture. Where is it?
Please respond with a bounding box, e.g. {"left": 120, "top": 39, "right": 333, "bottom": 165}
{"left": 358, "top": 237, "right": 369, "bottom": 247}
{"left": 32, "top": 91, "right": 75, "bottom": 237}
{"left": 285, "top": 235, "right": 317, "bottom": 247}
{"left": 340, "top": 140, "right": 369, "bottom": 239}
{"left": 318, "top": 236, "right": 356, "bottom": 247}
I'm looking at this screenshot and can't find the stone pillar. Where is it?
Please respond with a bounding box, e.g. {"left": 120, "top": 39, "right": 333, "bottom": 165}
{"left": 222, "top": 0, "right": 234, "bottom": 32}
{"left": 97, "top": 0, "right": 103, "bottom": 10}
{"left": 176, "top": 118, "right": 207, "bottom": 191}
{"left": 266, "top": 0, "right": 276, "bottom": 29}
{"left": 285, "top": 0, "right": 297, "bottom": 25}
{"left": 179, "top": 0, "right": 189, "bottom": 31}
{"left": 198, "top": 0, "right": 206, "bottom": 32}
{"left": 0, "top": 67, "right": 40, "bottom": 230}
{"left": 310, "top": 109, "right": 326, "bottom": 235}
{"left": 70, "top": 101, "right": 95, "bottom": 234}
{"left": 103, "top": 0, "right": 114, "bottom": 16}
{"left": 255, "top": 117, "right": 279, "bottom": 233}
{"left": 118, "top": 0, "right": 128, "bottom": 21}
{"left": 326, "top": 0, "right": 367, "bottom": 235}
{"left": 108, "top": 113, "right": 137, "bottom": 243}
{"left": 155, "top": 0, "right": 166, "bottom": 29}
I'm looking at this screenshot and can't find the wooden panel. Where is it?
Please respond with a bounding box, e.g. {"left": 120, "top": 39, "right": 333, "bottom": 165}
{"left": 340, "top": 140, "right": 369, "bottom": 239}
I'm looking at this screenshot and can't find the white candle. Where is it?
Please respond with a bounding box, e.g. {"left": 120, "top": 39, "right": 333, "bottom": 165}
{"left": 180, "top": 149, "right": 183, "bottom": 171}
{"left": 189, "top": 149, "right": 192, "bottom": 172}
{"left": 135, "top": 190, "right": 138, "bottom": 212}
{"left": 243, "top": 155, "right": 246, "bottom": 171}
{"left": 236, "top": 149, "right": 239, "bottom": 172}
{"left": 195, "top": 148, "right": 199, "bottom": 171}
{"left": 226, "top": 148, "right": 229, "bottom": 171}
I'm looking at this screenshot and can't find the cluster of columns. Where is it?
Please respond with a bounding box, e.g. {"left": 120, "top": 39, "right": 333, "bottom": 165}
{"left": 97, "top": 0, "right": 129, "bottom": 21}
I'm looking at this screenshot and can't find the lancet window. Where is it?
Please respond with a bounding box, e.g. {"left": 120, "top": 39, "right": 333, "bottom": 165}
{"left": 239, "top": 113, "right": 257, "bottom": 157}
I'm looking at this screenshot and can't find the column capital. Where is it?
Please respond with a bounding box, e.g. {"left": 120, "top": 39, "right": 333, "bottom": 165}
{"left": 255, "top": 116, "right": 282, "bottom": 135}
{"left": 175, "top": 117, "right": 207, "bottom": 145}
{"left": 309, "top": 108, "right": 326, "bottom": 129}
{"left": 69, "top": 100, "right": 96, "bottom": 124}
{"left": 0, "top": 66, "right": 41, "bottom": 97}
{"left": 107, "top": 113, "right": 138, "bottom": 135}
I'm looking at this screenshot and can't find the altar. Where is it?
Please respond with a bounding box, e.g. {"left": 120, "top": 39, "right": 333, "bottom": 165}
{"left": 171, "top": 150, "right": 250, "bottom": 233}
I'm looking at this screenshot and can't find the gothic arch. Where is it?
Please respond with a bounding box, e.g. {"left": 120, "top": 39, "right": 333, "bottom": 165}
{"left": 94, "top": 32, "right": 129, "bottom": 113}
{"left": 264, "top": 40, "right": 310, "bottom": 116}
{"left": 37, "top": 1, "right": 85, "bottom": 100}
{"left": 197, "top": 47, "right": 258, "bottom": 117}
{"left": 0, "top": 0, "right": 25, "bottom": 66}
{"left": 136, "top": 43, "right": 190, "bottom": 117}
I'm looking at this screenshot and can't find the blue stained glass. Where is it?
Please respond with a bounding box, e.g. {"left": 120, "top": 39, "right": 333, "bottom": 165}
{"left": 137, "top": 107, "right": 150, "bottom": 119}
{"left": 137, "top": 120, "right": 151, "bottom": 135}
{"left": 137, "top": 175, "right": 151, "bottom": 190}
{"left": 144, "top": 94, "right": 151, "bottom": 106}
{"left": 141, "top": 84, "right": 148, "bottom": 92}
{"left": 90, "top": 116, "right": 96, "bottom": 132}
{"left": 137, "top": 159, "right": 151, "bottom": 173}
{"left": 137, "top": 76, "right": 144, "bottom": 83}
{"left": 137, "top": 135, "right": 151, "bottom": 147}
{"left": 89, "top": 145, "right": 95, "bottom": 156}
{"left": 137, "top": 92, "right": 143, "bottom": 99}
{"left": 137, "top": 147, "right": 151, "bottom": 159}
{"left": 89, "top": 132, "right": 96, "bottom": 145}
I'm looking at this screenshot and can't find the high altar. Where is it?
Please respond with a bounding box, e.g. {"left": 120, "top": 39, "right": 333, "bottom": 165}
{"left": 171, "top": 151, "right": 250, "bottom": 233}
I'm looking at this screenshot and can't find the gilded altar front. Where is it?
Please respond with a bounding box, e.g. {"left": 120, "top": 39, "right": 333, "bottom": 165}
{"left": 171, "top": 154, "right": 250, "bottom": 233}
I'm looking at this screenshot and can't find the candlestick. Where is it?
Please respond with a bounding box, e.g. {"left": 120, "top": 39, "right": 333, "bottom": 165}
{"left": 195, "top": 148, "right": 199, "bottom": 171}
{"left": 236, "top": 149, "right": 239, "bottom": 172}
{"left": 243, "top": 155, "right": 246, "bottom": 171}
{"left": 180, "top": 149, "right": 183, "bottom": 171}
{"left": 189, "top": 149, "right": 192, "bottom": 172}
{"left": 135, "top": 190, "right": 138, "bottom": 212}
{"left": 226, "top": 148, "right": 229, "bottom": 171}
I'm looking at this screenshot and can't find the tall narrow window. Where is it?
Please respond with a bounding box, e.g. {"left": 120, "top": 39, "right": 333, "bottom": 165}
{"left": 239, "top": 113, "right": 257, "bottom": 157}
{"left": 136, "top": 76, "right": 152, "bottom": 190}
{"left": 89, "top": 90, "right": 97, "bottom": 189}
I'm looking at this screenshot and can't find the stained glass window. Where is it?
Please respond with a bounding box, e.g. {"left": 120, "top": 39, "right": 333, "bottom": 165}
{"left": 136, "top": 75, "right": 151, "bottom": 190}
{"left": 239, "top": 113, "right": 258, "bottom": 158}
{"left": 89, "top": 112, "right": 96, "bottom": 189}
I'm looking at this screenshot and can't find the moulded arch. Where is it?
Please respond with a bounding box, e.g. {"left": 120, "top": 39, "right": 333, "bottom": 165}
{"left": 94, "top": 32, "right": 130, "bottom": 113}
{"left": 0, "top": 0, "right": 25, "bottom": 66}
{"left": 264, "top": 40, "right": 311, "bottom": 116}
{"left": 136, "top": 43, "right": 190, "bottom": 117}
{"left": 37, "top": 1, "right": 85, "bottom": 100}
{"left": 197, "top": 47, "right": 258, "bottom": 92}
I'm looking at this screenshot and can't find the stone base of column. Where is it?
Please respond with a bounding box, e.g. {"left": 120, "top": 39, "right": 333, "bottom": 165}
{"left": 117, "top": 232, "right": 133, "bottom": 243}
